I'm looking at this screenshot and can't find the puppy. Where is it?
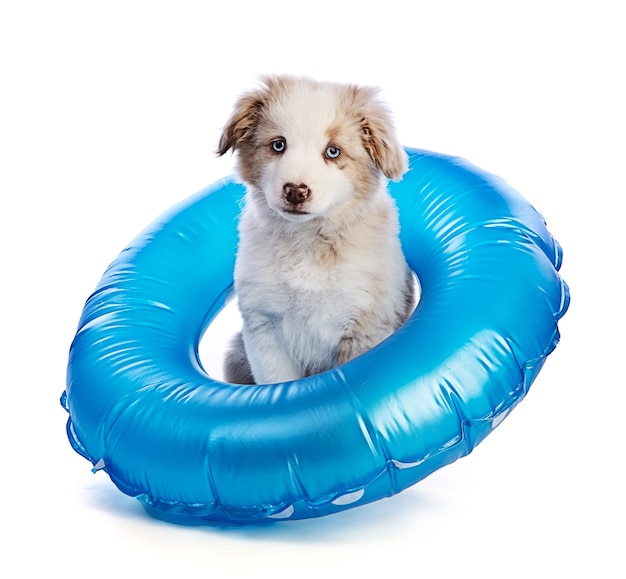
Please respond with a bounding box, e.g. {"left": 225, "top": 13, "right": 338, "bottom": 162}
{"left": 217, "top": 75, "right": 415, "bottom": 384}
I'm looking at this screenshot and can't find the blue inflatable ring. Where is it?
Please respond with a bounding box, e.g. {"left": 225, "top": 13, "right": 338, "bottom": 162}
{"left": 62, "top": 148, "right": 569, "bottom": 525}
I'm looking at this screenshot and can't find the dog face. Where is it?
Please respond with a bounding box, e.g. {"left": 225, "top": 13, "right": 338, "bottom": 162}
{"left": 217, "top": 75, "right": 407, "bottom": 223}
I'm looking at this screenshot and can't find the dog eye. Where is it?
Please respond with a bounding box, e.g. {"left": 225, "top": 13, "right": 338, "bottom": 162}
{"left": 270, "top": 139, "right": 286, "bottom": 154}
{"left": 325, "top": 145, "right": 341, "bottom": 159}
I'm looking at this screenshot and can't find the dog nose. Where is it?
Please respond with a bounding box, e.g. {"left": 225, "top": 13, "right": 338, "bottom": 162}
{"left": 283, "top": 183, "right": 310, "bottom": 205}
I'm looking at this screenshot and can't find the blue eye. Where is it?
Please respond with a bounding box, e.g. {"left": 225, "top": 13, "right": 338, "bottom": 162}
{"left": 325, "top": 145, "right": 341, "bottom": 159}
{"left": 271, "top": 139, "right": 286, "bottom": 153}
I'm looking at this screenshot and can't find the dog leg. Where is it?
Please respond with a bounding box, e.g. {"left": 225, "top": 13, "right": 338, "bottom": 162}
{"left": 336, "top": 333, "right": 378, "bottom": 366}
{"left": 242, "top": 324, "right": 303, "bottom": 384}
{"left": 335, "top": 315, "right": 394, "bottom": 367}
{"left": 224, "top": 332, "right": 255, "bottom": 384}
{"left": 336, "top": 274, "right": 416, "bottom": 366}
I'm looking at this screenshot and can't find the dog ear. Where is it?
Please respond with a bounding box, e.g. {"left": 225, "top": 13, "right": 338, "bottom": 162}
{"left": 356, "top": 88, "right": 408, "bottom": 181}
{"left": 216, "top": 92, "right": 265, "bottom": 156}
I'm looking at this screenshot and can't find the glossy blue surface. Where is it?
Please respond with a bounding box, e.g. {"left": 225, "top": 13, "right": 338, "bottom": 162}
{"left": 62, "top": 148, "right": 569, "bottom": 524}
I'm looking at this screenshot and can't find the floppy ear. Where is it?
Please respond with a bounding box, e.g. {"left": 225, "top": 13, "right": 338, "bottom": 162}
{"left": 356, "top": 88, "right": 408, "bottom": 181}
{"left": 216, "top": 92, "right": 265, "bottom": 156}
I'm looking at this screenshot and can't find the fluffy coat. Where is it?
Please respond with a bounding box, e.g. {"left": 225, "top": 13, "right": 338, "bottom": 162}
{"left": 217, "top": 75, "right": 414, "bottom": 384}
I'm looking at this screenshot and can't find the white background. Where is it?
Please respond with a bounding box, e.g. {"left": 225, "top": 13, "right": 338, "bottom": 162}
{"left": 2, "top": 1, "right": 623, "bottom": 577}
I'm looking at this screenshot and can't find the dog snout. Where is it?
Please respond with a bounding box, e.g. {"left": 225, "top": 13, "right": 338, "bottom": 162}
{"left": 283, "top": 183, "right": 310, "bottom": 205}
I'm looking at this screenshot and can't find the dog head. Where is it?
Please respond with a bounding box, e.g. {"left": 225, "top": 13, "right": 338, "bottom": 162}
{"left": 217, "top": 75, "right": 407, "bottom": 223}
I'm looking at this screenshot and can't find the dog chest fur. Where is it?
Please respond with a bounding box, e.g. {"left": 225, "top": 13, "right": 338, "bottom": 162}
{"left": 233, "top": 189, "right": 409, "bottom": 381}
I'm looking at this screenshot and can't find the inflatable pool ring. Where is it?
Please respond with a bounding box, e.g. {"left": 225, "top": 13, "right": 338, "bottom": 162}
{"left": 61, "top": 148, "right": 569, "bottom": 525}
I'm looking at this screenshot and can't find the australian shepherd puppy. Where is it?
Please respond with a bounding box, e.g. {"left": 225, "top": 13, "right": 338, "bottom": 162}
{"left": 217, "top": 75, "right": 415, "bottom": 384}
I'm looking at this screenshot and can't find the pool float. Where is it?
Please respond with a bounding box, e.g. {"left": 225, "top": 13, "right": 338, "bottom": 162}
{"left": 61, "top": 148, "right": 569, "bottom": 524}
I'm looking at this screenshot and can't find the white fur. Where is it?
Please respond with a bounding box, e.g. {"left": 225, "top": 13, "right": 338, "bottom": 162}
{"left": 218, "top": 75, "right": 415, "bottom": 384}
